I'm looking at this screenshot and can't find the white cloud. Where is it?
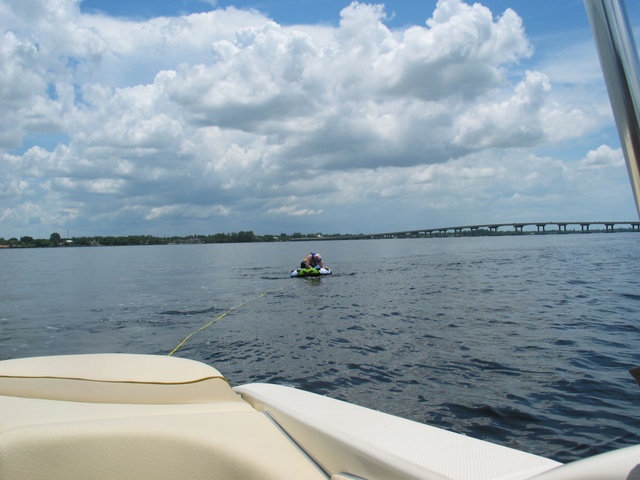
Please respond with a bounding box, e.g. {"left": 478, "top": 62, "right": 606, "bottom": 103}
{"left": 452, "top": 70, "right": 557, "bottom": 149}
{"left": 0, "top": 0, "right": 635, "bottom": 238}
{"left": 580, "top": 144, "right": 625, "bottom": 170}
{"left": 267, "top": 205, "right": 324, "bottom": 217}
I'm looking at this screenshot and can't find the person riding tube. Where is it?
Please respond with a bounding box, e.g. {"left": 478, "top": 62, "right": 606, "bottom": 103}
{"left": 301, "top": 252, "right": 327, "bottom": 270}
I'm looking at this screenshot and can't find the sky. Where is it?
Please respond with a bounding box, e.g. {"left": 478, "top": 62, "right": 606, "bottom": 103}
{"left": 2, "top": 0, "right": 640, "bottom": 239}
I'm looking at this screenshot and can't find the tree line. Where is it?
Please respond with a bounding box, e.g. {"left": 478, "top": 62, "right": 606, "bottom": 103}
{"left": 0, "top": 231, "right": 351, "bottom": 248}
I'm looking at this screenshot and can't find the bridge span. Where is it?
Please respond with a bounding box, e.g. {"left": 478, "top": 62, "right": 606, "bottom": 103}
{"left": 290, "top": 221, "right": 640, "bottom": 241}
{"left": 371, "top": 221, "right": 640, "bottom": 238}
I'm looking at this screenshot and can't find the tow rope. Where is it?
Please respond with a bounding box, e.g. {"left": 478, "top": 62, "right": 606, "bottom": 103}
{"left": 167, "top": 290, "right": 271, "bottom": 356}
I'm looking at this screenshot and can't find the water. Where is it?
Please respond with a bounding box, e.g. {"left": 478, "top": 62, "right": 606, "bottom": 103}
{"left": 1, "top": 233, "right": 639, "bottom": 463}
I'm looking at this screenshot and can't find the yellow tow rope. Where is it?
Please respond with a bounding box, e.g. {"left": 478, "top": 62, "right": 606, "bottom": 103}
{"left": 167, "top": 290, "right": 269, "bottom": 356}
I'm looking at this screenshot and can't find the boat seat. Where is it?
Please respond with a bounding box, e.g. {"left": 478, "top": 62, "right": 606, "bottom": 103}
{"left": 0, "top": 353, "right": 238, "bottom": 404}
{"left": 0, "top": 354, "right": 327, "bottom": 480}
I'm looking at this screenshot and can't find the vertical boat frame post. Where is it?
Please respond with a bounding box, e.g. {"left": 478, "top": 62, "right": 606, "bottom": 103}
{"left": 585, "top": 0, "right": 640, "bottom": 217}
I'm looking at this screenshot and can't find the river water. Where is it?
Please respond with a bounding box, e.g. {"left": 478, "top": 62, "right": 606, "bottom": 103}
{"left": 1, "top": 233, "right": 639, "bottom": 463}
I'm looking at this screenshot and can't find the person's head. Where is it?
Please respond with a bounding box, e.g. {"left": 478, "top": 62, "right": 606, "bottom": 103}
{"left": 314, "top": 253, "right": 321, "bottom": 262}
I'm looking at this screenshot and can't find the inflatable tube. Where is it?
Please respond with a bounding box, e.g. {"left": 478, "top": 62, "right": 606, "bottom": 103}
{"left": 290, "top": 267, "right": 331, "bottom": 277}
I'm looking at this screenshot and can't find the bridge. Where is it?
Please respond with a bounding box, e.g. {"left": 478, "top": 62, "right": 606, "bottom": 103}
{"left": 365, "top": 221, "right": 640, "bottom": 239}
{"left": 291, "top": 221, "right": 640, "bottom": 241}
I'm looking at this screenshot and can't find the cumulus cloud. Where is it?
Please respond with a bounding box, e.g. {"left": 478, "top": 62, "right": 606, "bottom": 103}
{"left": 580, "top": 144, "right": 625, "bottom": 170}
{"left": 0, "top": 0, "right": 634, "bottom": 237}
{"left": 452, "top": 70, "right": 552, "bottom": 148}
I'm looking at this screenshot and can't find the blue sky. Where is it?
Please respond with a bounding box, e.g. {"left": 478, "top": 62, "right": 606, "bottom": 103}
{"left": 1, "top": 0, "right": 639, "bottom": 238}
{"left": 78, "top": 1, "right": 611, "bottom": 41}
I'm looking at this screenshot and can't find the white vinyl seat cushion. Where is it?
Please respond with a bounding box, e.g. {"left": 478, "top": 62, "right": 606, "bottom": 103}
{"left": 0, "top": 354, "right": 326, "bottom": 480}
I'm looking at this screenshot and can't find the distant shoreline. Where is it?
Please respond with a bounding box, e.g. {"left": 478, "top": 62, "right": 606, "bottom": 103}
{"left": 2, "top": 222, "right": 639, "bottom": 248}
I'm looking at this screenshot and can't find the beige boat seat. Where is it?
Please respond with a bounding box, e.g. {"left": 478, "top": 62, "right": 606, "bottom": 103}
{"left": 0, "top": 353, "right": 238, "bottom": 404}
{"left": 0, "top": 354, "right": 326, "bottom": 480}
